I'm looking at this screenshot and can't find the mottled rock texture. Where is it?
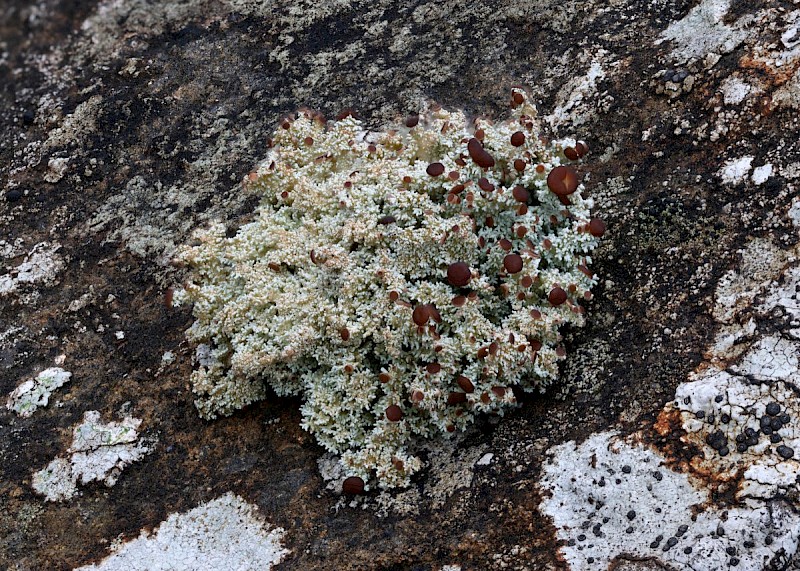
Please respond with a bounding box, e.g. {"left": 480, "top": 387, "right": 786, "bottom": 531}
{"left": 1, "top": 0, "right": 798, "bottom": 570}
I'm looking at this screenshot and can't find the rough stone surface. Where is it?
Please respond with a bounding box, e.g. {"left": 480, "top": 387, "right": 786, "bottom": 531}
{"left": 1, "top": 0, "right": 799, "bottom": 569}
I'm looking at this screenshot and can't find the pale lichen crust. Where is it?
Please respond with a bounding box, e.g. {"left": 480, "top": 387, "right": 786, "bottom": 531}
{"left": 32, "top": 411, "right": 152, "bottom": 502}
{"left": 176, "top": 89, "right": 603, "bottom": 489}
{"left": 6, "top": 367, "right": 71, "bottom": 417}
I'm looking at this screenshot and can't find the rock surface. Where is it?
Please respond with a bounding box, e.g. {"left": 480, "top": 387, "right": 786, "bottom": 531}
{"left": 1, "top": 0, "right": 799, "bottom": 569}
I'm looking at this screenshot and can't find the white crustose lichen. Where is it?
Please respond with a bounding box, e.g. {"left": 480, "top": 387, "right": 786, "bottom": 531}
{"left": 175, "top": 89, "right": 605, "bottom": 489}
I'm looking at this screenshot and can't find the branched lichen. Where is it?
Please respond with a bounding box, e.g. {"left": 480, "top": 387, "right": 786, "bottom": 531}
{"left": 176, "top": 89, "right": 604, "bottom": 489}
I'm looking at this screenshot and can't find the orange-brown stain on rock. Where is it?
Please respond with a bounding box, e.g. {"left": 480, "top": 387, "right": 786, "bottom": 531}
{"left": 650, "top": 406, "right": 746, "bottom": 501}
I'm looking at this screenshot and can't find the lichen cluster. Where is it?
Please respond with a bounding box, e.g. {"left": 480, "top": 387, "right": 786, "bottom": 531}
{"left": 176, "top": 89, "right": 603, "bottom": 489}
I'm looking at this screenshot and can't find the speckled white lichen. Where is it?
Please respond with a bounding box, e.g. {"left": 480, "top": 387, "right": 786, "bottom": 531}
{"left": 789, "top": 197, "right": 800, "bottom": 227}
{"left": 673, "top": 367, "right": 800, "bottom": 500}
{"left": 540, "top": 431, "right": 800, "bottom": 570}
{"left": 718, "top": 156, "right": 753, "bottom": 185}
{"left": 6, "top": 367, "right": 71, "bottom": 417}
{"left": 74, "top": 492, "right": 289, "bottom": 571}
{"left": 32, "top": 411, "right": 152, "bottom": 502}
{"left": 658, "top": 0, "right": 751, "bottom": 65}
{"left": 541, "top": 231, "right": 800, "bottom": 569}
{"left": 32, "top": 457, "right": 77, "bottom": 502}
{"left": 177, "top": 89, "right": 601, "bottom": 488}
{"left": 0, "top": 241, "right": 65, "bottom": 298}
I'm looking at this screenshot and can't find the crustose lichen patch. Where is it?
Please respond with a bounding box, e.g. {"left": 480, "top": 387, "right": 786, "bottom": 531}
{"left": 175, "top": 89, "right": 604, "bottom": 490}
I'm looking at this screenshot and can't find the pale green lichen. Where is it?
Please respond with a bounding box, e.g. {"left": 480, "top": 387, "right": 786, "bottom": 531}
{"left": 32, "top": 411, "right": 151, "bottom": 502}
{"left": 6, "top": 367, "right": 72, "bottom": 417}
{"left": 176, "top": 89, "right": 602, "bottom": 488}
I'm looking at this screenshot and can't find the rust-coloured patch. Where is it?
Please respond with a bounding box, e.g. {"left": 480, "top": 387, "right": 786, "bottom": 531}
{"left": 647, "top": 406, "right": 745, "bottom": 503}
{"left": 739, "top": 54, "right": 800, "bottom": 89}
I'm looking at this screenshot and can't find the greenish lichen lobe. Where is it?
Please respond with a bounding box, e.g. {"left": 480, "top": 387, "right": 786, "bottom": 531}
{"left": 176, "top": 89, "right": 601, "bottom": 488}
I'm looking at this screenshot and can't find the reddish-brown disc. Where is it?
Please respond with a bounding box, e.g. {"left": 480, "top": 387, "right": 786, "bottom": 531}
{"left": 447, "top": 392, "right": 467, "bottom": 405}
{"left": 451, "top": 183, "right": 465, "bottom": 194}
{"left": 510, "top": 131, "right": 526, "bottom": 147}
{"left": 549, "top": 287, "right": 568, "bottom": 306}
{"left": 386, "top": 405, "right": 403, "bottom": 422}
{"left": 491, "top": 386, "right": 506, "bottom": 397}
{"left": 498, "top": 238, "right": 513, "bottom": 251}
{"left": 503, "top": 254, "right": 524, "bottom": 274}
{"left": 412, "top": 305, "right": 429, "bottom": 326}
{"left": 530, "top": 309, "right": 542, "bottom": 319}
{"left": 478, "top": 177, "right": 494, "bottom": 192}
{"left": 405, "top": 115, "right": 419, "bottom": 128}
{"left": 520, "top": 275, "right": 533, "bottom": 288}
{"left": 588, "top": 218, "right": 606, "bottom": 237}
{"left": 378, "top": 215, "right": 396, "bottom": 225}
{"left": 575, "top": 141, "right": 589, "bottom": 157}
{"left": 467, "top": 138, "right": 495, "bottom": 168}
{"left": 452, "top": 295, "right": 467, "bottom": 307}
{"left": 426, "top": 362, "right": 441, "bottom": 374}
{"left": 342, "top": 476, "right": 365, "bottom": 495}
{"left": 513, "top": 158, "right": 526, "bottom": 172}
{"left": 564, "top": 147, "right": 579, "bottom": 161}
{"left": 411, "top": 390, "right": 424, "bottom": 402}
{"left": 546, "top": 165, "right": 579, "bottom": 196}
{"left": 339, "top": 328, "right": 350, "bottom": 341}
{"left": 512, "top": 92, "right": 525, "bottom": 105}
{"left": 378, "top": 372, "right": 391, "bottom": 383}
{"left": 447, "top": 262, "right": 471, "bottom": 287}
{"left": 456, "top": 376, "right": 475, "bottom": 393}
{"left": 427, "top": 162, "right": 445, "bottom": 176}
{"left": 512, "top": 186, "right": 529, "bottom": 202}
